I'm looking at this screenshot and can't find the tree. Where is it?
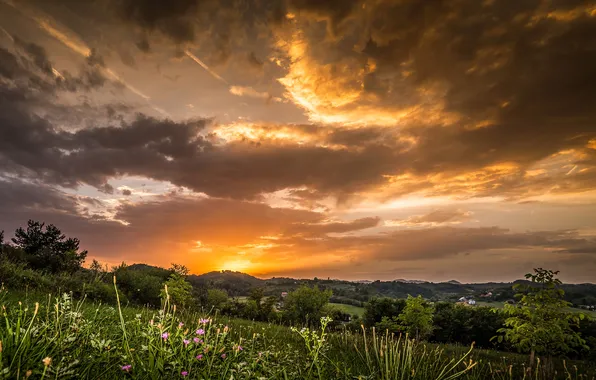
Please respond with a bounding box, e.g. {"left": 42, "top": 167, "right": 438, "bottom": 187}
{"left": 495, "top": 268, "right": 588, "bottom": 364}
{"left": 397, "top": 295, "right": 434, "bottom": 341}
{"left": 362, "top": 297, "right": 407, "bottom": 327}
{"left": 169, "top": 263, "right": 189, "bottom": 276}
{"left": 206, "top": 288, "right": 228, "bottom": 310}
{"left": 283, "top": 285, "right": 332, "bottom": 325}
{"left": 11, "top": 220, "right": 87, "bottom": 273}
{"left": 161, "top": 273, "right": 194, "bottom": 309}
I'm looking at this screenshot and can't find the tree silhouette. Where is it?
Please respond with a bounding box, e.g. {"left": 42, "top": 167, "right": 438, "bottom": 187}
{"left": 12, "top": 220, "right": 88, "bottom": 273}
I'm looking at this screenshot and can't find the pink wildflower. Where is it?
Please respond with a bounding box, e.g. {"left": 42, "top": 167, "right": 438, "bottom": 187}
{"left": 121, "top": 365, "right": 132, "bottom": 372}
{"left": 183, "top": 339, "right": 190, "bottom": 346}
{"left": 178, "top": 322, "right": 184, "bottom": 328}
{"left": 181, "top": 371, "right": 188, "bottom": 377}
{"left": 193, "top": 337, "right": 200, "bottom": 343}
{"left": 199, "top": 318, "right": 210, "bottom": 324}
{"left": 196, "top": 354, "right": 203, "bottom": 360}
{"left": 161, "top": 332, "right": 169, "bottom": 340}
{"left": 196, "top": 329, "right": 205, "bottom": 335}
{"left": 221, "top": 353, "right": 227, "bottom": 359}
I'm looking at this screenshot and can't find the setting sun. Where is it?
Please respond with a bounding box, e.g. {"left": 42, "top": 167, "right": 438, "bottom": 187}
{"left": 220, "top": 259, "right": 252, "bottom": 272}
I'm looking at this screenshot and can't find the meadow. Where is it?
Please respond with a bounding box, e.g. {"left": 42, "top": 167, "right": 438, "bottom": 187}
{"left": 1, "top": 285, "right": 595, "bottom": 380}
{"left": 328, "top": 303, "right": 365, "bottom": 317}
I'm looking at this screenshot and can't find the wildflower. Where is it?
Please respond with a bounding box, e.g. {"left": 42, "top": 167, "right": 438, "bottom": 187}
{"left": 236, "top": 345, "right": 243, "bottom": 352}
{"left": 223, "top": 325, "right": 229, "bottom": 333}
{"left": 161, "top": 332, "right": 169, "bottom": 340}
{"left": 42, "top": 357, "right": 52, "bottom": 367}
{"left": 178, "top": 322, "right": 184, "bottom": 328}
{"left": 181, "top": 371, "right": 188, "bottom": 377}
{"left": 193, "top": 337, "right": 201, "bottom": 343}
{"left": 221, "top": 353, "right": 227, "bottom": 359}
{"left": 199, "top": 318, "right": 210, "bottom": 324}
{"left": 121, "top": 365, "right": 132, "bottom": 372}
{"left": 149, "top": 319, "right": 154, "bottom": 326}
{"left": 196, "top": 328, "right": 205, "bottom": 335}
{"left": 25, "top": 370, "right": 32, "bottom": 378}
{"left": 196, "top": 354, "right": 203, "bottom": 360}
{"left": 183, "top": 339, "right": 190, "bottom": 346}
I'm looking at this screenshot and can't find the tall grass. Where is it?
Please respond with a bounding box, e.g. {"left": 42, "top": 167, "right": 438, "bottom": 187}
{"left": 0, "top": 284, "right": 594, "bottom": 379}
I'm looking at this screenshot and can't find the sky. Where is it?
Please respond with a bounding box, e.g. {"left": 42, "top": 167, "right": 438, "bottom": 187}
{"left": 1, "top": 0, "right": 596, "bottom": 283}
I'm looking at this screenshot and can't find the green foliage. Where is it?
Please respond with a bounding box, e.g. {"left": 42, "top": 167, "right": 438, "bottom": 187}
{"left": 357, "top": 327, "right": 477, "bottom": 380}
{"left": 1, "top": 288, "right": 596, "bottom": 379}
{"left": 11, "top": 220, "right": 87, "bottom": 273}
{"left": 291, "top": 316, "right": 332, "bottom": 378}
{"left": 375, "top": 315, "right": 401, "bottom": 334}
{"left": 495, "top": 268, "right": 588, "bottom": 359}
{"left": 397, "top": 295, "right": 435, "bottom": 341}
{"left": 161, "top": 273, "right": 194, "bottom": 310}
{"left": 206, "top": 288, "right": 229, "bottom": 310}
{"left": 283, "top": 285, "right": 332, "bottom": 326}
{"left": 113, "top": 263, "right": 170, "bottom": 307}
{"left": 362, "top": 297, "right": 406, "bottom": 327}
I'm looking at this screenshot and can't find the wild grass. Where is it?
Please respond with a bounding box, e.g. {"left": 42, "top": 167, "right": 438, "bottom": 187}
{"left": 1, "top": 283, "right": 595, "bottom": 379}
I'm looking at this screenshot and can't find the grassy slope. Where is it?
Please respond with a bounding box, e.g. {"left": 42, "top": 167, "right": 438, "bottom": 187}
{"left": 2, "top": 290, "right": 595, "bottom": 379}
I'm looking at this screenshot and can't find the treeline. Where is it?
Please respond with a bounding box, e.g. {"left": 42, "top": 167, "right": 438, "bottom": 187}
{"left": 359, "top": 282, "right": 596, "bottom": 361}
{"left": 2, "top": 220, "right": 595, "bottom": 362}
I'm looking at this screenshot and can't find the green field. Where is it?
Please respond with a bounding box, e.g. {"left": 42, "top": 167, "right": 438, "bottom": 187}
{"left": 475, "top": 301, "right": 596, "bottom": 317}
{"left": 328, "top": 302, "right": 365, "bottom": 317}
{"left": 1, "top": 290, "right": 595, "bottom": 379}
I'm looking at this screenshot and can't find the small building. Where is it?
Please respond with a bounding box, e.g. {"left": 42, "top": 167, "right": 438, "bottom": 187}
{"left": 457, "top": 296, "right": 476, "bottom": 306}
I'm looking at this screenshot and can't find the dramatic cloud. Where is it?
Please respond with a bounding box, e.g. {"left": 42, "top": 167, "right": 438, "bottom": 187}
{"left": 1, "top": 0, "right": 596, "bottom": 280}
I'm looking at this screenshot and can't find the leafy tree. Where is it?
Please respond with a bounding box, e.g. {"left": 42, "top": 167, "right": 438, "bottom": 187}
{"left": 375, "top": 315, "right": 401, "bottom": 334}
{"left": 495, "top": 268, "right": 588, "bottom": 364}
{"left": 206, "top": 288, "right": 228, "bottom": 310}
{"left": 249, "top": 287, "right": 265, "bottom": 305}
{"left": 362, "top": 297, "right": 406, "bottom": 327}
{"left": 113, "top": 263, "right": 168, "bottom": 307}
{"left": 161, "top": 272, "right": 194, "bottom": 309}
{"left": 11, "top": 220, "right": 87, "bottom": 273}
{"left": 397, "top": 295, "right": 434, "bottom": 341}
{"left": 169, "top": 263, "right": 189, "bottom": 276}
{"left": 283, "top": 285, "right": 332, "bottom": 325}
{"left": 432, "top": 302, "right": 504, "bottom": 348}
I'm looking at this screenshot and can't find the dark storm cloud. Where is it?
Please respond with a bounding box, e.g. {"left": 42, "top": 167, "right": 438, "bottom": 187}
{"left": 117, "top": 0, "right": 201, "bottom": 44}
{"left": 2, "top": 2, "right": 596, "bottom": 203}
{"left": 0, "top": 40, "right": 107, "bottom": 96}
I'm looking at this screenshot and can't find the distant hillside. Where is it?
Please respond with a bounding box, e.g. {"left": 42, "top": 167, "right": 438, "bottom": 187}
{"left": 119, "top": 265, "right": 596, "bottom": 306}
{"left": 187, "top": 270, "right": 265, "bottom": 297}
